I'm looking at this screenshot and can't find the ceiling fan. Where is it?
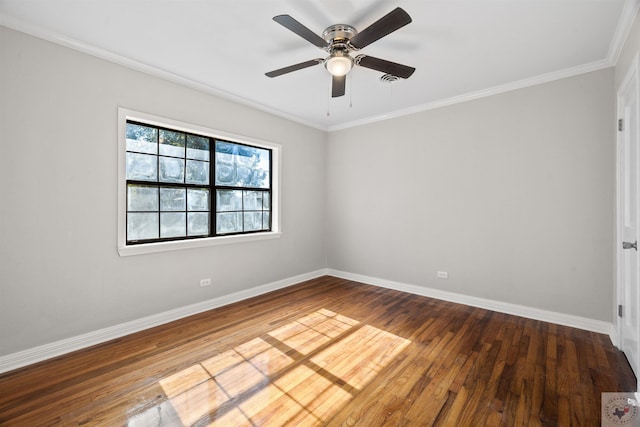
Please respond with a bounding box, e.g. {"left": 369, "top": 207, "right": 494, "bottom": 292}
{"left": 265, "top": 7, "right": 416, "bottom": 98}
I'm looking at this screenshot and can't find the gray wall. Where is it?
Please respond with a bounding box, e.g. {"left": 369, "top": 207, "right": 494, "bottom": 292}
{"left": 326, "top": 68, "right": 616, "bottom": 321}
{"left": 0, "top": 27, "right": 327, "bottom": 356}
{"left": 2, "top": 8, "right": 638, "bottom": 357}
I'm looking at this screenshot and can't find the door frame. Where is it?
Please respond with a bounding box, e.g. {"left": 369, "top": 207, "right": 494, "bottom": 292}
{"left": 616, "top": 52, "right": 640, "bottom": 388}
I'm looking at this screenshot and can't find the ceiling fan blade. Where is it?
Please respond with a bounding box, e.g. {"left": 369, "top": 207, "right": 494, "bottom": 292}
{"left": 332, "top": 75, "right": 346, "bottom": 98}
{"left": 349, "top": 7, "right": 412, "bottom": 49}
{"left": 356, "top": 55, "right": 415, "bottom": 79}
{"left": 265, "top": 58, "right": 324, "bottom": 78}
{"left": 273, "top": 15, "right": 328, "bottom": 49}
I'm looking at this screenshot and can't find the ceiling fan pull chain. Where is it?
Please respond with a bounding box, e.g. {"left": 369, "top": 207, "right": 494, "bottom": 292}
{"left": 327, "top": 77, "right": 331, "bottom": 117}
{"left": 349, "top": 73, "right": 353, "bottom": 108}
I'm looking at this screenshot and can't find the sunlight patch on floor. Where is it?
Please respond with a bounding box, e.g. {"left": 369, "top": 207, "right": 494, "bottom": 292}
{"left": 128, "top": 308, "right": 410, "bottom": 426}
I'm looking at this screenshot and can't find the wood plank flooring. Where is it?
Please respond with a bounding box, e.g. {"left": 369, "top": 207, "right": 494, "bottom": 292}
{"left": 0, "top": 276, "right": 635, "bottom": 426}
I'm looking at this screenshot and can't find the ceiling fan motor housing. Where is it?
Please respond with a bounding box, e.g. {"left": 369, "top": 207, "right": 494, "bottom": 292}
{"left": 322, "top": 24, "right": 358, "bottom": 77}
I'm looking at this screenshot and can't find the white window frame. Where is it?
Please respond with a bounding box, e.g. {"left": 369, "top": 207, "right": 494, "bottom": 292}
{"left": 117, "top": 108, "right": 281, "bottom": 256}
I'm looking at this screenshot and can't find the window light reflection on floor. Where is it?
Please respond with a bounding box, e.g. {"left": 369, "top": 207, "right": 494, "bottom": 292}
{"left": 128, "top": 308, "right": 411, "bottom": 426}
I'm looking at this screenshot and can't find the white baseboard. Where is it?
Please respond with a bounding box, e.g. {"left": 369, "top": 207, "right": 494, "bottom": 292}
{"left": 1, "top": 268, "right": 618, "bottom": 374}
{"left": 0, "top": 269, "right": 327, "bottom": 374}
{"left": 327, "top": 269, "right": 617, "bottom": 342}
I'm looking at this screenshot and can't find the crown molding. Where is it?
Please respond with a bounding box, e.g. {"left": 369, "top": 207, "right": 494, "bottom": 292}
{"left": 0, "top": 15, "right": 328, "bottom": 132}
{"left": 2, "top": 0, "right": 637, "bottom": 134}
{"left": 608, "top": 0, "right": 640, "bottom": 65}
{"left": 328, "top": 59, "right": 612, "bottom": 132}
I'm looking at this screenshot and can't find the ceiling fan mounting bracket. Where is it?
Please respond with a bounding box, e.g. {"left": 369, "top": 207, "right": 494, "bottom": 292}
{"left": 322, "top": 24, "right": 358, "bottom": 47}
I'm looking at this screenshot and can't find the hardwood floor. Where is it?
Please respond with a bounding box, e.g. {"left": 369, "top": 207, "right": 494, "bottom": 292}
{"left": 0, "top": 276, "right": 635, "bottom": 426}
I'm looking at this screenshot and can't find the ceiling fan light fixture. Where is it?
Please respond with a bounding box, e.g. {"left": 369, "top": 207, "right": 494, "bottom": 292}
{"left": 325, "top": 52, "right": 353, "bottom": 77}
{"left": 266, "top": 9, "right": 415, "bottom": 98}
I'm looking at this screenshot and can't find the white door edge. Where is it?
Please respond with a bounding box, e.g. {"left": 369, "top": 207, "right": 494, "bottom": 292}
{"left": 616, "top": 51, "right": 640, "bottom": 391}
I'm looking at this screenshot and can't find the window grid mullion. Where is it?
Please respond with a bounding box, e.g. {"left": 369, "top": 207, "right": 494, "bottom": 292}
{"left": 126, "top": 121, "right": 271, "bottom": 244}
{"left": 157, "top": 184, "right": 161, "bottom": 239}
{"left": 156, "top": 129, "right": 160, "bottom": 239}
{"left": 211, "top": 137, "right": 216, "bottom": 238}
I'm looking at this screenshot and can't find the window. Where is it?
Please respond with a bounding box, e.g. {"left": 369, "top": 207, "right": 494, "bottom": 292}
{"left": 118, "top": 109, "right": 280, "bottom": 256}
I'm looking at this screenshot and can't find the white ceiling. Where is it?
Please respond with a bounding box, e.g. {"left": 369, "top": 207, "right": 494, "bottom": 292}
{"left": 1, "top": 0, "right": 636, "bottom": 131}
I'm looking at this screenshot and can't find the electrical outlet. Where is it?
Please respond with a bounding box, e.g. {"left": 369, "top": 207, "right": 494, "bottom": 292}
{"left": 199, "top": 278, "right": 211, "bottom": 287}
{"left": 437, "top": 271, "right": 449, "bottom": 279}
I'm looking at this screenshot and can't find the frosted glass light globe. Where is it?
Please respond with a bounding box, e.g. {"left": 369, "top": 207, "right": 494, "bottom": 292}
{"left": 325, "top": 54, "right": 353, "bottom": 76}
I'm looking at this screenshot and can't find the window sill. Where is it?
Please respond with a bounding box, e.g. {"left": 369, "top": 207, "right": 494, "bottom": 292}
{"left": 117, "top": 231, "right": 282, "bottom": 256}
